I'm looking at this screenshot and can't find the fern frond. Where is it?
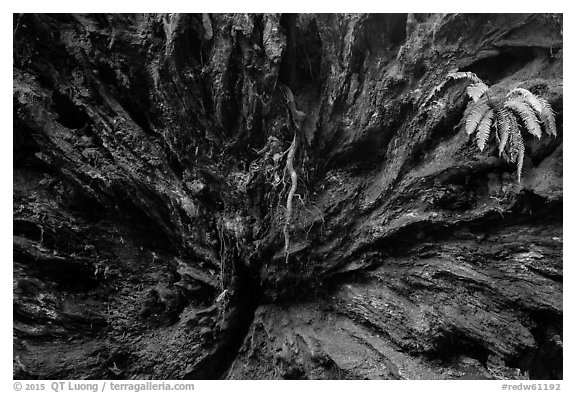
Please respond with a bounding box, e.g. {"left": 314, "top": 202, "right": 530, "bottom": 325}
{"left": 504, "top": 100, "right": 542, "bottom": 139}
{"left": 507, "top": 120, "right": 525, "bottom": 183}
{"left": 506, "top": 88, "right": 543, "bottom": 113}
{"left": 458, "top": 76, "right": 558, "bottom": 183}
{"left": 465, "top": 102, "right": 491, "bottom": 135}
{"left": 448, "top": 71, "right": 482, "bottom": 84}
{"left": 476, "top": 109, "right": 495, "bottom": 151}
{"left": 496, "top": 108, "right": 513, "bottom": 156}
{"left": 516, "top": 146, "right": 524, "bottom": 183}
{"left": 538, "top": 98, "right": 557, "bottom": 137}
{"left": 425, "top": 71, "right": 484, "bottom": 105}
{"left": 466, "top": 82, "right": 489, "bottom": 102}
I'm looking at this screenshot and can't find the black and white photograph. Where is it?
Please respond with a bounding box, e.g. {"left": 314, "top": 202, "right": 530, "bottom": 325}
{"left": 12, "top": 10, "right": 564, "bottom": 385}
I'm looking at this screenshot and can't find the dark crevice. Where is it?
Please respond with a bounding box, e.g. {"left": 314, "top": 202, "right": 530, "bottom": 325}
{"left": 388, "top": 14, "right": 408, "bottom": 47}
{"left": 174, "top": 14, "right": 205, "bottom": 68}
{"left": 107, "top": 183, "right": 179, "bottom": 254}
{"left": 52, "top": 91, "right": 90, "bottom": 130}
{"left": 13, "top": 220, "right": 44, "bottom": 243}
{"left": 98, "top": 62, "right": 157, "bottom": 137}
{"left": 140, "top": 279, "right": 217, "bottom": 327}
{"left": 14, "top": 118, "right": 43, "bottom": 168}
{"left": 296, "top": 19, "right": 323, "bottom": 88}
{"left": 251, "top": 14, "right": 264, "bottom": 51}
{"left": 460, "top": 48, "right": 540, "bottom": 85}
{"left": 164, "top": 149, "right": 186, "bottom": 180}
{"left": 13, "top": 250, "right": 100, "bottom": 293}
{"left": 364, "top": 14, "right": 408, "bottom": 53}
{"left": 123, "top": 97, "right": 155, "bottom": 136}
{"left": 426, "top": 330, "right": 491, "bottom": 367}
{"left": 184, "top": 258, "right": 262, "bottom": 379}
{"left": 325, "top": 125, "right": 394, "bottom": 172}
{"left": 278, "top": 14, "right": 297, "bottom": 89}
{"left": 322, "top": 101, "right": 411, "bottom": 173}
{"left": 96, "top": 62, "right": 118, "bottom": 87}
{"left": 279, "top": 14, "right": 322, "bottom": 92}
{"left": 218, "top": 40, "right": 243, "bottom": 137}
{"left": 508, "top": 310, "right": 562, "bottom": 379}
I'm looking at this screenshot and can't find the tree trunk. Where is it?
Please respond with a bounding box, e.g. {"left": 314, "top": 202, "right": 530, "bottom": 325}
{"left": 13, "top": 13, "right": 562, "bottom": 380}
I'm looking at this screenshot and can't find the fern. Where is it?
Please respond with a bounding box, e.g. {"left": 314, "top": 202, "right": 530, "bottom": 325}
{"left": 504, "top": 100, "right": 542, "bottom": 139}
{"left": 538, "top": 98, "right": 557, "bottom": 137}
{"left": 430, "top": 70, "right": 557, "bottom": 183}
{"left": 447, "top": 71, "right": 482, "bottom": 83}
{"left": 465, "top": 102, "right": 490, "bottom": 135}
{"left": 507, "top": 120, "right": 525, "bottom": 182}
{"left": 496, "top": 109, "right": 513, "bottom": 157}
{"left": 467, "top": 82, "right": 489, "bottom": 102}
{"left": 506, "top": 88, "right": 543, "bottom": 113}
{"left": 455, "top": 75, "right": 558, "bottom": 183}
{"left": 476, "top": 108, "right": 494, "bottom": 151}
{"left": 426, "top": 70, "right": 483, "bottom": 105}
{"left": 507, "top": 88, "right": 557, "bottom": 137}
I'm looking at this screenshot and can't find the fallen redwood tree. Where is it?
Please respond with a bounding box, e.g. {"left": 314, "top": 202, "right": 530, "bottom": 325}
{"left": 13, "top": 13, "right": 562, "bottom": 379}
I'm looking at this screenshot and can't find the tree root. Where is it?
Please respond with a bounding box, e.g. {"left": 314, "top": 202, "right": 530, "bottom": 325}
{"left": 283, "top": 133, "right": 297, "bottom": 264}
{"left": 279, "top": 83, "right": 305, "bottom": 264}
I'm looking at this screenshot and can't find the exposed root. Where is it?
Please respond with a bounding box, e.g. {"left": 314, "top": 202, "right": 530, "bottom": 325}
{"left": 279, "top": 83, "right": 306, "bottom": 264}
{"left": 283, "top": 133, "right": 298, "bottom": 264}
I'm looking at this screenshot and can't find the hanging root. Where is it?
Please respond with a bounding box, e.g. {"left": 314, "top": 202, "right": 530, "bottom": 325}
{"left": 279, "top": 83, "right": 305, "bottom": 264}
{"left": 283, "top": 133, "right": 298, "bottom": 264}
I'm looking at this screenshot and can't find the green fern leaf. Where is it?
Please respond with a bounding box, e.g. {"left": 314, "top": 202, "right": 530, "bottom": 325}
{"left": 504, "top": 100, "right": 542, "bottom": 139}
{"left": 467, "top": 82, "right": 489, "bottom": 102}
{"left": 465, "top": 102, "right": 490, "bottom": 135}
{"left": 496, "top": 108, "right": 513, "bottom": 156}
{"left": 476, "top": 108, "right": 495, "bottom": 151}
{"left": 506, "top": 88, "right": 543, "bottom": 113}
{"left": 538, "top": 98, "right": 557, "bottom": 137}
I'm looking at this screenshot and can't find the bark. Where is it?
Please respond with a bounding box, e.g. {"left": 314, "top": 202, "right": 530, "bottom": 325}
{"left": 13, "top": 13, "right": 562, "bottom": 380}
